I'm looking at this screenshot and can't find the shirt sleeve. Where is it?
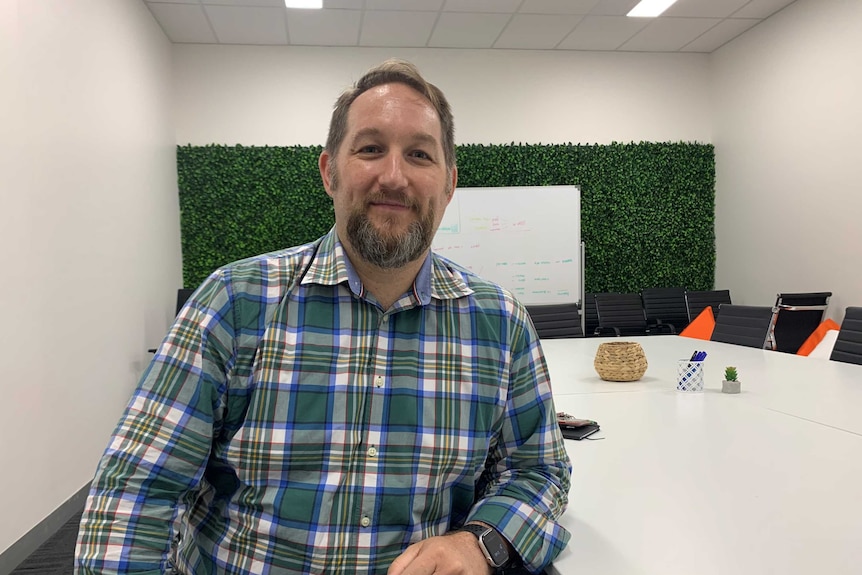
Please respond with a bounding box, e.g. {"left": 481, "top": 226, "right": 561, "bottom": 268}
{"left": 75, "top": 272, "right": 236, "bottom": 574}
{"left": 467, "top": 303, "right": 572, "bottom": 574}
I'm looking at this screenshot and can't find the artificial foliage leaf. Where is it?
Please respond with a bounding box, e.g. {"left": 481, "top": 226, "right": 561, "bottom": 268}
{"left": 177, "top": 142, "right": 714, "bottom": 293}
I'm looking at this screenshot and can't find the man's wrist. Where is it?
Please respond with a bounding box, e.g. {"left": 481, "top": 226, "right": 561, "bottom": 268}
{"left": 457, "top": 522, "right": 515, "bottom": 572}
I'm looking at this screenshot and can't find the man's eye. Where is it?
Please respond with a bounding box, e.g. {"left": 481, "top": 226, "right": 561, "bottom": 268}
{"left": 358, "top": 145, "right": 382, "bottom": 154}
{"left": 411, "top": 150, "right": 431, "bottom": 160}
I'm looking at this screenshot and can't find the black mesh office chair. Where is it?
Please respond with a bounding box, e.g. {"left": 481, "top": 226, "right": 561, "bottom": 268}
{"left": 641, "top": 287, "right": 688, "bottom": 334}
{"left": 525, "top": 303, "right": 583, "bottom": 339}
{"left": 583, "top": 293, "right": 600, "bottom": 337}
{"left": 685, "top": 289, "right": 732, "bottom": 322}
{"left": 768, "top": 292, "right": 832, "bottom": 353}
{"left": 593, "top": 293, "right": 650, "bottom": 336}
{"left": 710, "top": 304, "right": 773, "bottom": 348}
{"left": 830, "top": 307, "right": 862, "bottom": 365}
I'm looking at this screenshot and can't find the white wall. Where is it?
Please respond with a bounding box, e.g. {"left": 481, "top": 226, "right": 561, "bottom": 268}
{"left": 712, "top": 0, "right": 862, "bottom": 320}
{"left": 0, "top": 0, "right": 181, "bottom": 556}
{"left": 174, "top": 46, "right": 712, "bottom": 146}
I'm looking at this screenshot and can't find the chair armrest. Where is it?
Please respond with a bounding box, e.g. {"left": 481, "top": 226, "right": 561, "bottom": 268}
{"left": 593, "top": 326, "right": 621, "bottom": 336}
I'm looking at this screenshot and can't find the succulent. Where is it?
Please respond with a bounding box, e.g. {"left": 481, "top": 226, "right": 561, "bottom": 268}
{"left": 724, "top": 366, "right": 738, "bottom": 382}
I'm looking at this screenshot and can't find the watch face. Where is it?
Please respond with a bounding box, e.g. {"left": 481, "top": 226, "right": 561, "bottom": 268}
{"left": 480, "top": 529, "right": 510, "bottom": 568}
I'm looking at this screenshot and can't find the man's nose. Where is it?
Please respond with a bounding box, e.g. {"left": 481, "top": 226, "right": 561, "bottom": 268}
{"left": 379, "top": 152, "right": 409, "bottom": 189}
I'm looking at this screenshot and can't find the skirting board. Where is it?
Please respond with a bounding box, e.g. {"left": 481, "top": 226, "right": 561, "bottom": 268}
{"left": 0, "top": 482, "right": 90, "bottom": 575}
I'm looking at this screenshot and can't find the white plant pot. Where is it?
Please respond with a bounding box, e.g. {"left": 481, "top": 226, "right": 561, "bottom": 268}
{"left": 722, "top": 380, "right": 741, "bottom": 394}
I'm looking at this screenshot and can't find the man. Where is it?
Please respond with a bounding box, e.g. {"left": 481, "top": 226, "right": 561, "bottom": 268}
{"left": 76, "top": 59, "right": 570, "bottom": 575}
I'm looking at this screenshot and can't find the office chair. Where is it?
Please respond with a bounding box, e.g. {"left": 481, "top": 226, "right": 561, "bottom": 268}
{"left": 829, "top": 307, "right": 862, "bottom": 365}
{"left": 685, "top": 289, "right": 732, "bottom": 322}
{"left": 641, "top": 287, "right": 689, "bottom": 334}
{"left": 176, "top": 288, "right": 195, "bottom": 315}
{"left": 583, "top": 293, "right": 600, "bottom": 337}
{"left": 525, "top": 303, "right": 583, "bottom": 339}
{"left": 593, "top": 292, "right": 650, "bottom": 336}
{"left": 710, "top": 304, "right": 773, "bottom": 349}
{"left": 148, "top": 288, "right": 197, "bottom": 354}
{"left": 767, "top": 292, "right": 832, "bottom": 353}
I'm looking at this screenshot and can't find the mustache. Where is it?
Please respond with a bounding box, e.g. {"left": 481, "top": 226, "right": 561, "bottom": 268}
{"left": 364, "top": 191, "right": 418, "bottom": 211}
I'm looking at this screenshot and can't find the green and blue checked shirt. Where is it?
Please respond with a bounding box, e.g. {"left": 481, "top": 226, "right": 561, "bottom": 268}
{"left": 76, "top": 228, "right": 571, "bottom": 575}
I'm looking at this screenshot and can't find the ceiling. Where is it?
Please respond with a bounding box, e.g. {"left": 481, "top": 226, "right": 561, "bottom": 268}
{"left": 144, "top": 0, "right": 797, "bottom": 53}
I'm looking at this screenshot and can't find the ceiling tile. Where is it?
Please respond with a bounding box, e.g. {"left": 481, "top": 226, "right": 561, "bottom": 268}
{"left": 442, "top": 0, "right": 521, "bottom": 14}
{"left": 360, "top": 10, "right": 437, "bottom": 47}
{"left": 324, "top": 0, "right": 365, "bottom": 8}
{"left": 732, "top": 0, "right": 797, "bottom": 19}
{"left": 589, "top": 0, "right": 639, "bottom": 17}
{"left": 518, "top": 0, "right": 601, "bottom": 14}
{"left": 366, "top": 0, "right": 445, "bottom": 10}
{"left": 556, "top": 15, "right": 648, "bottom": 50}
{"left": 201, "top": 0, "right": 285, "bottom": 6}
{"left": 620, "top": 17, "right": 719, "bottom": 51}
{"left": 494, "top": 14, "right": 583, "bottom": 49}
{"left": 286, "top": 9, "right": 361, "bottom": 45}
{"left": 146, "top": 3, "right": 217, "bottom": 43}
{"left": 143, "top": 0, "right": 796, "bottom": 53}
{"left": 428, "top": 12, "right": 511, "bottom": 48}
{"left": 205, "top": 5, "right": 287, "bottom": 44}
{"left": 664, "top": 0, "right": 749, "bottom": 18}
{"left": 680, "top": 17, "right": 759, "bottom": 52}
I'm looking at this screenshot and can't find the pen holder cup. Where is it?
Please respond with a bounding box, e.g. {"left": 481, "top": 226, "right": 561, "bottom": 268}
{"left": 677, "top": 360, "right": 705, "bottom": 392}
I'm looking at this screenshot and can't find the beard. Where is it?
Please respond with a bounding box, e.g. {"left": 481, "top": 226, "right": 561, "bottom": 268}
{"left": 345, "top": 191, "right": 437, "bottom": 269}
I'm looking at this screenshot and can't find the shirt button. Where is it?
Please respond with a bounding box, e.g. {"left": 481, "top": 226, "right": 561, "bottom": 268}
{"left": 367, "top": 447, "right": 378, "bottom": 457}
{"left": 360, "top": 516, "right": 371, "bottom": 528}
{"left": 374, "top": 376, "right": 384, "bottom": 388}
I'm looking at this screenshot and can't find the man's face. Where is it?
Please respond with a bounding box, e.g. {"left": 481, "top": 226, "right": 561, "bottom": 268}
{"left": 320, "top": 82, "right": 457, "bottom": 269}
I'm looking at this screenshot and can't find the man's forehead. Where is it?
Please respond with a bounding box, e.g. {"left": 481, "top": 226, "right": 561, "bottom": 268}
{"left": 350, "top": 83, "right": 439, "bottom": 120}
{"left": 345, "top": 84, "right": 443, "bottom": 140}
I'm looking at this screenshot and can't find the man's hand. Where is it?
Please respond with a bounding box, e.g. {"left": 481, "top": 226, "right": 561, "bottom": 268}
{"left": 387, "top": 531, "right": 493, "bottom": 575}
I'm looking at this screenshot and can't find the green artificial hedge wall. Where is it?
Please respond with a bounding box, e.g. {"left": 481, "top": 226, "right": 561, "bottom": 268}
{"left": 177, "top": 142, "right": 715, "bottom": 294}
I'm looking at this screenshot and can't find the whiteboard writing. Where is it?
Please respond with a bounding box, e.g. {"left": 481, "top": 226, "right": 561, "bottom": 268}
{"left": 432, "top": 186, "right": 581, "bottom": 305}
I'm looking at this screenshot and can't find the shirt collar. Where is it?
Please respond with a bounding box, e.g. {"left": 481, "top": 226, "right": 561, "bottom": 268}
{"left": 301, "top": 227, "right": 474, "bottom": 304}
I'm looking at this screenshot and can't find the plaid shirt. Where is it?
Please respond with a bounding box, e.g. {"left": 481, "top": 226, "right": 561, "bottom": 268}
{"left": 76, "top": 228, "right": 571, "bottom": 575}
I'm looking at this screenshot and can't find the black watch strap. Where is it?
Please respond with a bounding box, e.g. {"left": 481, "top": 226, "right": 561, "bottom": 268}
{"left": 459, "top": 523, "right": 491, "bottom": 539}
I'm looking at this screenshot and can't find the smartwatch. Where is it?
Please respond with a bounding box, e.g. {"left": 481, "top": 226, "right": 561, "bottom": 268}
{"left": 459, "top": 523, "right": 511, "bottom": 570}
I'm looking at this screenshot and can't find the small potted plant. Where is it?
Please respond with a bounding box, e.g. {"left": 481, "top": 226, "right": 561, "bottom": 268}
{"left": 722, "top": 366, "right": 741, "bottom": 394}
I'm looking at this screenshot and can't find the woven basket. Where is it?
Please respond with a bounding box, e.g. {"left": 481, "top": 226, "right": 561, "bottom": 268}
{"left": 594, "top": 341, "right": 648, "bottom": 382}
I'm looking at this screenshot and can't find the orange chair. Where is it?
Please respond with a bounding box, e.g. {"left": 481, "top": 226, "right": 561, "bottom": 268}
{"left": 797, "top": 319, "right": 840, "bottom": 356}
{"left": 679, "top": 306, "right": 715, "bottom": 341}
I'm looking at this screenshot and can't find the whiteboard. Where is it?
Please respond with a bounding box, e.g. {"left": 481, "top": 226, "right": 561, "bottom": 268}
{"left": 432, "top": 185, "right": 581, "bottom": 305}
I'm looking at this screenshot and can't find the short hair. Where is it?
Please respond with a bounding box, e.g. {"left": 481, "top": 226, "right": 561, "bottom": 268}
{"left": 325, "top": 59, "right": 456, "bottom": 172}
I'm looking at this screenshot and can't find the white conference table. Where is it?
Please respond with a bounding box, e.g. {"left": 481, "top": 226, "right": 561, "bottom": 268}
{"left": 542, "top": 336, "right": 862, "bottom": 575}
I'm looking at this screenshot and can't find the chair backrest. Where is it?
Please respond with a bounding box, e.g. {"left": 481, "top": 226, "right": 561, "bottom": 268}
{"left": 685, "top": 289, "right": 732, "bottom": 322}
{"left": 583, "top": 293, "right": 600, "bottom": 337}
{"left": 830, "top": 307, "right": 862, "bottom": 365}
{"left": 525, "top": 303, "right": 583, "bottom": 339}
{"left": 176, "top": 288, "right": 195, "bottom": 315}
{"left": 710, "top": 304, "right": 773, "bottom": 348}
{"left": 594, "top": 293, "right": 648, "bottom": 336}
{"left": 769, "top": 292, "right": 832, "bottom": 353}
{"left": 641, "top": 287, "right": 689, "bottom": 333}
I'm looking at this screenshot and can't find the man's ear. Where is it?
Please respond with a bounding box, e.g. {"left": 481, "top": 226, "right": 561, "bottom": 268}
{"left": 446, "top": 166, "right": 458, "bottom": 204}
{"left": 319, "top": 151, "right": 335, "bottom": 198}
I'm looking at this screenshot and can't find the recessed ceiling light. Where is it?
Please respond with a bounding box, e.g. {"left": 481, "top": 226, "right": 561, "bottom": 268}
{"left": 284, "top": 0, "right": 322, "bottom": 8}
{"left": 627, "top": 0, "right": 679, "bottom": 18}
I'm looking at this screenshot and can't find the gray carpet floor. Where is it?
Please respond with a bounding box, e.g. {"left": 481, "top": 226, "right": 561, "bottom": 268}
{"left": 10, "top": 512, "right": 81, "bottom": 575}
